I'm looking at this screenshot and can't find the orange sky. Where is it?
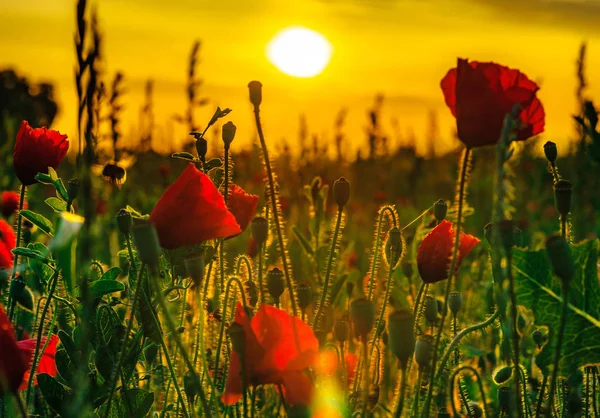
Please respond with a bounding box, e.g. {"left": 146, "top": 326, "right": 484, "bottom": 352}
{"left": 1, "top": 0, "right": 600, "bottom": 157}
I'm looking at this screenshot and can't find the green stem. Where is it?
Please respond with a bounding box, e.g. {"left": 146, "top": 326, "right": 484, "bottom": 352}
{"left": 560, "top": 216, "right": 567, "bottom": 240}
{"left": 103, "top": 262, "right": 146, "bottom": 418}
{"left": 340, "top": 342, "right": 348, "bottom": 397}
{"left": 593, "top": 367, "right": 599, "bottom": 418}
{"left": 411, "top": 371, "right": 423, "bottom": 418}
{"left": 313, "top": 207, "right": 343, "bottom": 329}
{"left": 257, "top": 243, "right": 265, "bottom": 306}
{"left": 235, "top": 256, "right": 253, "bottom": 281}
{"left": 251, "top": 386, "right": 257, "bottom": 418}
{"left": 252, "top": 105, "right": 298, "bottom": 316}
{"left": 453, "top": 314, "right": 473, "bottom": 418}
{"left": 25, "top": 268, "right": 60, "bottom": 410}
{"left": 448, "top": 366, "right": 489, "bottom": 418}
{"left": 360, "top": 339, "right": 370, "bottom": 417}
{"left": 535, "top": 376, "right": 548, "bottom": 418}
{"left": 366, "top": 205, "right": 398, "bottom": 301}
{"left": 164, "top": 286, "right": 188, "bottom": 409}
{"left": 545, "top": 281, "right": 569, "bottom": 418}
{"left": 7, "top": 185, "right": 25, "bottom": 321}
{"left": 369, "top": 247, "right": 396, "bottom": 360}
{"left": 421, "top": 147, "right": 471, "bottom": 418}
{"left": 507, "top": 254, "right": 524, "bottom": 418}
{"left": 585, "top": 368, "right": 590, "bottom": 418}
{"left": 393, "top": 365, "right": 408, "bottom": 418}
{"left": 14, "top": 394, "right": 27, "bottom": 418}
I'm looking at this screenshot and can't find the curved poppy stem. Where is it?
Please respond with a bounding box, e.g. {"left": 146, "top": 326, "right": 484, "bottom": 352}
{"left": 252, "top": 104, "right": 298, "bottom": 316}
{"left": 25, "top": 267, "right": 60, "bottom": 411}
{"left": 369, "top": 246, "right": 396, "bottom": 361}
{"left": 366, "top": 205, "right": 398, "bottom": 301}
{"left": 420, "top": 146, "right": 471, "bottom": 418}
{"left": 7, "top": 185, "right": 26, "bottom": 322}
{"left": 448, "top": 366, "right": 489, "bottom": 418}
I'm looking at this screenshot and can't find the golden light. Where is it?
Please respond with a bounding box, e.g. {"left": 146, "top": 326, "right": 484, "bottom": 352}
{"left": 267, "top": 26, "right": 332, "bottom": 78}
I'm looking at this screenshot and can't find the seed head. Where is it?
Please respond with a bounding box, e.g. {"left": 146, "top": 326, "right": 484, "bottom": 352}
{"left": 333, "top": 177, "right": 351, "bottom": 208}
{"left": 248, "top": 81, "right": 263, "bottom": 107}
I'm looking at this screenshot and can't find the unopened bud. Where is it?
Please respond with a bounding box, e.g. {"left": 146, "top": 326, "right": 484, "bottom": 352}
{"left": 434, "top": 199, "right": 447, "bottom": 222}
{"left": 176, "top": 326, "right": 185, "bottom": 334}
{"left": 543, "top": 141, "right": 558, "bottom": 163}
{"left": 424, "top": 296, "right": 438, "bottom": 324}
{"left": 184, "top": 372, "right": 198, "bottom": 404}
{"left": 67, "top": 178, "right": 80, "bottom": 202}
{"left": 493, "top": 365, "right": 513, "bottom": 384}
{"left": 131, "top": 221, "right": 162, "bottom": 266}
{"left": 554, "top": 180, "right": 572, "bottom": 218}
{"left": 9, "top": 276, "right": 26, "bottom": 300}
{"left": 266, "top": 268, "right": 285, "bottom": 303}
{"left": 0, "top": 269, "right": 9, "bottom": 287}
{"left": 350, "top": 298, "right": 375, "bottom": 338}
{"left": 385, "top": 227, "right": 403, "bottom": 268}
{"left": 248, "top": 81, "right": 263, "bottom": 107}
{"left": 448, "top": 292, "right": 463, "bottom": 315}
{"left": 333, "top": 177, "right": 350, "bottom": 208}
{"left": 228, "top": 322, "right": 246, "bottom": 356}
{"left": 334, "top": 319, "right": 350, "bottom": 343}
{"left": 195, "top": 137, "right": 208, "bottom": 162}
{"left": 532, "top": 329, "right": 546, "bottom": 348}
{"left": 251, "top": 217, "right": 269, "bottom": 247}
{"left": 415, "top": 335, "right": 434, "bottom": 369}
{"left": 387, "top": 309, "right": 414, "bottom": 368}
{"left": 22, "top": 226, "right": 32, "bottom": 245}
{"left": 469, "top": 403, "right": 483, "bottom": 418}
{"left": 184, "top": 253, "right": 205, "bottom": 287}
{"left": 115, "top": 209, "right": 133, "bottom": 235}
{"left": 297, "top": 282, "right": 312, "bottom": 313}
{"left": 545, "top": 235, "right": 575, "bottom": 284}
{"left": 222, "top": 121, "right": 237, "bottom": 149}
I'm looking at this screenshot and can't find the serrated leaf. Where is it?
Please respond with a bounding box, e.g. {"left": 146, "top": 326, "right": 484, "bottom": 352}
{"left": 101, "top": 267, "right": 122, "bottom": 281}
{"left": 45, "top": 197, "right": 67, "bottom": 213}
{"left": 88, "top": 280, "right": 125, "bottom": 300}
{"left": 204, "top": 158, "right": 222, "bottom": 171}
{"left": 512, "top": 239, "right": 600, "bottom": 377}
{"left": 35, "top": 172, "right": 53, "bottom": 184}
{"left": 12, "top": 247, "right": 52, "bottom": 264}
{"left": 171, "top": 152, "right": 197, "bottom": 161}
{"left": 20, "top": 209, "right": 54, "bottom": 236}
{"left": 37, "top": 373, "right": 73, "bottom": 414}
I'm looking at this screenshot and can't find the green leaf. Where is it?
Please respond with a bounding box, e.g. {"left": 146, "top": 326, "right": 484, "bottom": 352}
{"left": 48, "top": 167, "right": 59, "bottom": 182}
{"left": 204, "top": 158, "right": 222, "bottom": 171}
{"left": 55, "top": 348, "right": 75, "bottom": 384}
{"left": 12, "top": 246, "right": 52, "bottom": 264}
{"left": 95, "top": 344, "right": 116, "bottom": 380}
{"left": 106, "top": 389, "right": 154, "bottom": 418}
{"left": 58, "top": 330, "right": 78, "bottom": 362}
{"left": 171, "top": 151, "right": 197, "bottom": 162}
{"left": 45, "top": 197, "right": 67, "bottom": 213}
{"left": 20, "top": 209, "right": 54, "bottom": 236}
{"left": 291, "top": 226, "right": 315, "bottom": 256}
{"left": 35, "top": 172, "right": 53, "bottom": 184}
{"left": 512, "top": 239, "right": 600, "bottom": 377}
{"left": 101, "top": 267, "right": 122, "bottom": 281}
{"left": 139, "top": 278, "right": 162, "bottom": 344}
{"left": 88, "top": 280, "right": 125, "bottom": 300}
{"left": 96, "top": 305, "right": 119, "bottom": 345}
{"left": 37, "top": 373, "right": 73, "bottom": 414}
{"left": 53, "top": 178, "right": 69, "bottom": 201}
{"left": 125, "top": 205, "right": 143, "bottom": 218}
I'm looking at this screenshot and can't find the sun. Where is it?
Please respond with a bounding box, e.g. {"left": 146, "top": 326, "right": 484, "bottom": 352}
{"left": 267, "top": 26, "right": 333, "bottom": 78}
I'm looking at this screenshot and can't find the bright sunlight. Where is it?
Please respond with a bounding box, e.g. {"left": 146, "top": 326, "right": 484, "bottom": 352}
{"left": 266, "top": 26, "right": 332, "bottom": 78}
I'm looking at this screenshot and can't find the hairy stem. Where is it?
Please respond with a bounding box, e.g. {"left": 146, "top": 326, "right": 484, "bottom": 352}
{"left": 7, "top": 185, "right": 25, "bottom": 321}
{"left": 507, "top": 254, "right": 524, "bottom": 418}
{"left": 545, "top": 281, "right": 569, "bottom": 418}
{"left": 366, "top": 206, "right": 398, "bottom": 301}
{"left": 393, "top": 365, "right": 408, "bottom": 418}
{"left": 535, "top": 376, "right": 548, "bottom": 418}
{"left": 449, "top": 366, "right": 489, "bottom": 418}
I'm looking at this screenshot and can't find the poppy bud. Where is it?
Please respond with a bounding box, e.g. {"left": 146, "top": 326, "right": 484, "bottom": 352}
{"left": 493, "top": 365, "right": 513, "bottom": 384}
{"left": 297, "top": 282, "right": 312, "bottom": 313}
{"left": 246, "top": 280, "right": 258, "bottom": 307}
{"left": 469, "top": 402, "right": 484, "bottom": 418}
{"left": 334, "top": 319, "right": 350, "bottom": 343}
{"left": 266, "top": 268, "right": 285, "bottom": 303}
{"left": 248, "top": 81, "right": 263, "bottom": 107}
{"left": 184, "top": 253, "right": 205, "bottom": 287}
{"left": 67, "top": 178, "right": 80, "bottom": 202}
{"left": 554, "top": 179, "right": 572, "bottom": 218}
{"left": 22, "top": 226, "right": 32, "bottom": 245}
{"left": 434, "top": 199, "right": 448, "bottom": 222}
{"left": 9, "top": 276, "right": 26, "bottom": 300}
{"left": 381, "top": 330, "right": 388, "bottom": 345}
{"left": 228, "top": 322, "right": 246, "bottom": 357}
{"left": 543, "top": 141, "right": 558, "bottom": 163}
{"left": 545, "top": 235, "right": 575, "bottom": 284}
{"left": 424, "top": 296, "right": 438, "bottom": 324}
{"left": 333, "top": 177, "right": 350, "bottom": 208}
{"left": 484, "top": 220, "right": 522, "bottom": 251}
{"left": 115, "top": 209, "right": 133, "bottom": 236}
{"left": 176, "top": 326, "right": 185, "bottom": 334}
{"left": 144, "top": 342, "right": 159, "bottom": 365}
{"left": 350, "top": 298, "right": 375, "bottom": 338}
{"left": 415, "top": 335, "right": 434, "bottom": 369}
{"left": 448, "top": 291, "right": 463, "bottom": 316}
{"left": 387, "top": 309, "right": 414, "bottom": 368}
{"left": 385, "top": 227, "right": 403, "bottom": 268}
{"left": 195, "top": 137, "right": 208, "bottom": 162}
{"left": 251, "top": 217, "right": 269, "bottom": 248}
{"left": 497, "top": 386, "right": 512, "bottom": 412}
{"left": 222, "top": 121, "right": 237, "bottom": 149}
{"left": 532, "top": 329, "right": 546, "bottom": 348}
{"left": 184, "top": 371, "right": 198, "bottom": 404}
{"left": 131, "top": 221, "right": 162, "bottom": 267}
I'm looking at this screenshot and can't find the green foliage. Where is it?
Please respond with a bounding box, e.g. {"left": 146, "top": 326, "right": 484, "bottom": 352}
{"left": 20, "top": 209, "right": 54, "bottom": 236}
{"left": 512, "top": 239, "right": 600, "bottom": 377}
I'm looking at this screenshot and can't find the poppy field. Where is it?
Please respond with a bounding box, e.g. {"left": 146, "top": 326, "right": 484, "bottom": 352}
{"left": 1, "top": 1, "right": 600, "bottom": 418}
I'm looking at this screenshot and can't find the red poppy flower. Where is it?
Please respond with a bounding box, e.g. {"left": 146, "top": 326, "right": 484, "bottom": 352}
{"left": 0, "top": 220, "right": 16, "bottom": 270}
{"left": 417, "top": 220, "right": 480, "bottom": 284}
{"left": 17, "top": 334, "right": 59, "bottom": 390}
{"left": 13, "top": 121, "right": 69, "bottom": 186}
{"left": 149, "top": 163, "right": 241, "bottom": 249}
{"left": 1, "top": 191, "right": 26, "bottom": 219}
{"left": 0, "top": 305, "right": 28, "bottom": 395}
{"left": 228, "top": 184, "right": 259, "bottom": 232}
{"left": 441, "top": 58, "right": 545, "bottom": 148}
{"left": 222, "top": 303, "right": 318, "bottom": 406}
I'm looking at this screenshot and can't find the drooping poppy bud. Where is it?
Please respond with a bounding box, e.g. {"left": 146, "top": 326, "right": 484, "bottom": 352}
{"left": 448, "top": 291, "right": 462, "bottom": 316}
{"left": 544, "top": 141, "right": 557, "bottom": 163}
{"left": 184, "top": 252, "right": 205, "bottom": 287}
{"left": 297, "top": 282, "right": 312, "bottom": 313}
{"left": 248, "top": 81, "right": 263, "bottom": 107}
{"left": 251, "top": 217, "right": 269, "bottom": 248}
{"left": 184, "top": 371, "right": 198, "bottom": 404}
{"left": 415, "top": 335, "right": 434, "bottom": 369}
{"left": 532, "top": 329, "right": 546, "bottom": 349}
{"left": 385, "top": 227, "right": 403, "bottom": 268}
{"left": 131, "top": 221, "right": 162, "bottom": 267}
{"left": 115, "top": 209, "right": 132, "bottom": 236}
{"left": 387, "top": 309, "right": 414, "bottom": 368}
{"left": 424, "top": 296, "right": 438, "bottom": 324}
{"left": 195, "top": 137, "right": 208, "bottom": 163}
{"left": 493, "top": 365, "right": 513, "bottom": 384}
{"left": 266, "top": 268, "right": 285, "bottom": 303}
{"left": 176, "top": 326, "right": 185, "bottom": 334}
{"left": 21, "top": 226, "right": 32, "bottom": 246}
{"left": 545, "top": 235, "right": 575, "bottom": 284}
{"left": 222, "top": 121, "right": 237, "bottom": 150}
{"left": 333, "top": 177, "right": 350, "bottom": 208}
{"left": 10, "top": 276, "right": 33, "bottom": 310}
{"left": 469, "top": 402, "right": 484, "bottom": 418}
{"left": 554, "top": 180, "right": 572, "bottom": 218}
{"left": 334, "top": 319, "right": 350, "bottom": 343}
{"left": 350, "top": 298, "right": 375, "bottom": 339}
{"left": 434, "top": 199, "right": 448, "bottom": 222}
{"left": 67, "top": 178, "right": 80, "bottom": 204}
{"left": 228, "top": 322, "right": 246, "bottom": 357}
